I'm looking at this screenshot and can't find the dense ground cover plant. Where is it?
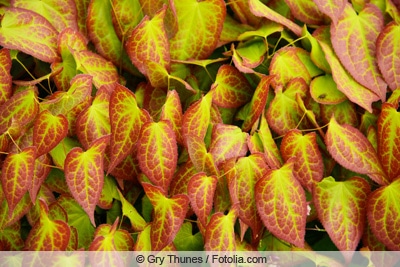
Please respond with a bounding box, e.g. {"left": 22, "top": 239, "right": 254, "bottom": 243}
{"left": 0, "top": 0, "right": 399, "bottom": 255}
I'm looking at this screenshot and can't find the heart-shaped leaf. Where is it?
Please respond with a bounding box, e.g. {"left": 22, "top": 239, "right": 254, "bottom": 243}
{"left": 326, "top": 116, "right": 389, "bottom": 185}
{"left": 367, "top": 178, "right": 400, "bottom": 251}
{"left": 187, "top": 173, "right": 218, "bottom": 227}
{"left": 255, "top": 160, "right": 307, "bottom": 248}
{"left": 0, "top": 7, "right": 59, "bottom": 63}
{"left": 65, "top": 135, "right": 109, "bottom": 226}
{"left": 137, "top": 120, "right": 178, "bottom": 192}
{"left": 281, "top": 129, "right": 324, "bottom": 192}
{"left": 314, "top": 177, "right": 370, "bottom": 250}
{"left": 33, "top": 110, "right": 68, "bottom": 157}
{"left": 142, "top": 183, "right": 189, "bottom": 251}
{"left": 1, "top": 146, "right": 35, "bottom": 215}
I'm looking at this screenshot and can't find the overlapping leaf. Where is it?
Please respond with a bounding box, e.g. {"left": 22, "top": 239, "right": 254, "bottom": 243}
{"left": 65, "top": 135, "right": 109, "bottom": 226}
{"left": 12, "top": 0, "right": 78, "bottom": 32}
{"left": 281, "top": 130, "right": 324, "bottom": 192}
{"left": 331, "top": 3, "right": 386, "bottom": 100}
{"left": 186, "top": 135, "right": 218, "bottom": 176}
{"left": 142, "top": 183, "right": 189, "bottom": 251}
{"left": 310, "top": 74, "right": 346, "bottom": 104}
{"left": 255, "top": 160, "right": 307, "bottom": 248}
{"left": 367, "top": 178, "right": 400, "bottom": 251}
{"left": 109, "top": 84, "right": 149, "bottom": 173}
{"left": 111, "top": 0, "right": 143, "bottom": 40}
{"left": 30, "top": 155, "right": 52, "bottom": 203}
{"left": 160, "top": 90, "right": 183, "bottom": 145}
{"left": 187, "top": 173, "right": 218, "bottom": 227}
{"left": 313, "top": 0, "right": 346, "bottom": 24}
{"left": 24, "top": 199, "right": 71, "bottom": 250}
{"left": 284, "top": 0, "right": 325, "bottom": 25}
{"left": 1, "top": 147, "right": 35, "bottom": 215}
{"left": 117, "top": 189, "right": 147, "bottom": 231}
{"left": 314, "top": 177, "right": 370, "bottom": 250}
{"left": 376, "top": 22, "right": 400, "bottom": 91}
{"left": 0, "top": 7, "right": 59, "bottom": 63}
{"left": 137, "top": 121, "right": 178, "bottom": 192}
{"left": 0, "top": 48, "right": 12, "bottom": 105}
{"left": 170, "top": 0, "right": 226, "bottom": 60}
{"left": 33, "top": 110, "right": 68, "bottom": 157}
{"left": 377, "top": 103, "right": 400, "bottom": 181}
{"left": 126, "top": 5, "right": 170, "bottom": 76}
{"left": 326, "top": 117, "right": 389, "bottom": 185}
{"left": 211, "top": 65, "right": 254, "bottom": 108}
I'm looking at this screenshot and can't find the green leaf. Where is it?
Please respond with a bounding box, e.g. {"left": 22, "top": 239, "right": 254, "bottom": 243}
{"left": 65, "top": 135, "right": 109, "bottom": 226}
{"left": 0, "top": 221, "right": 24, "bottom": 250}
{"left": 116, "top": 189, "right": 147, "bottom": 232}
{"left": 173, "top": 222, "right": 204, "bottom": 251}
{"left": 0, "top": 48, "right": 12, "bottom": 105}
{"left": 33, "top": 110, "right": 68, "bottom": 157}
{"left": 111, "top": 0, "right": 143, "bottom": 40}
{"left": 49, "top": 136, "right": 81, "bottom": 169}
{"left": 331, "top": 3, "right": 386, "bottom": 100}
{"left": 108, "top": 84, "right": 150, "bottom": 173}
{"left": 187, "top": 173, "right": 218, "bottom": 226}
{"left": 211, "top": 64, "right": 254, "bottom": 108}
{"left": 376, "top": 22, "right": 400, "bottom": 91}
{"left": 0, "top": 7, "right": 59, "bottom": 63}
{"left": 314, "top": 176, "right": 370, "bottom": 250}
{"left": 170, "top": 0, "right": 226, "bottom": 60}
{"left": 137, "top": 121, "right": 178, "bottom": 192}
{"left": 142, "top": 183, "right": 189, "bottom": 251}
{"left": 377, "top": 103, "right": 400, "bottom": 181}
{"left": 326, "top": 116, "right": 389, "bottom": 185}
{"left": 284, "top": 0, "right": 325, "bottom": 24}
{"left": 255, "top": 160, "right": 307, "bottom": 248}
{"left": 281, "top": 129, "right": 324, "bottom": 192}
{"left": 126, "top": 5, "right": 170, "bottom": 76}
{"left": 24, "top": 199, "right": 71, "bottom": 250}
{"left": 367, "top": 178, "right": 400, "bottom": 250}
{"left": 12, "top": 0, "right": 78, "bottom": 32}
{"left": 310, "top": 74, "right": 346, "bottom": 104}
{"left": 204, "top": 205, "right": 238, "bottom": 251}
{"left": 1, "top": 147, "right": 35, "bottom": 215}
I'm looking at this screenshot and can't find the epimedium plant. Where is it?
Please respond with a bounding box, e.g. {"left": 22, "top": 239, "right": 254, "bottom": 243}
{"left": 0, "top": 0, "right": 399, "bottom": 254}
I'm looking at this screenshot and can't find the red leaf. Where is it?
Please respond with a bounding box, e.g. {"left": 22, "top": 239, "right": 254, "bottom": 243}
{"left": 0, "top": 48, "right": 12, "bottom": 105}
{"left": 33, "top": 110, "right": 68, "bottom": 157}
{"left": 142, "top": 183, "right": 189, "bottom": 251}
{"left": 160, "top": 90, "right": 183, "bottom": 146}
{"left": 326, "top": 116, "right": 389, "bottom": 185}
{"left": 186, "top": 135, "right": 218, "bottom": 176}
{"left": 137, "top": 120, "right": 178, "bottom": 192}
{"left": 30, "top": 154, "right": 52, "bottom": 203}
{"left": 313, "top": 0, "right": 346, "bottom": 24}
{"left": 65, "top": 135, "right": 109, "bottom": 226}
{"left": 187, "top": 173, "right": 218, "bottom": 226}
{"left": 255, "top": 160, "right": 307, "bottom": 247}
{"left": 1, "top": 147, "right": 36, "bottom": 215}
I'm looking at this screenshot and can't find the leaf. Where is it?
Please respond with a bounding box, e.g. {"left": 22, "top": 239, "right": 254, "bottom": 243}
{"left": 137, "top": 121, "right": 177, "bottom": 192}
{"left": 209, "top": 124, "right": 248, "bottom": 166}
{"left": 12, "top": 0, "right": 78, "bottom": 32}
{"left": 317, "top": 28, "right": 380, "bottom": 113}
{"left": 125, "top": 5, "right": 170, "bottom": 76}
{"left": 377, "top": 103, "right": 400, "bottom": 181}
{"left": 313, "top": 0, "right": 346, "bottom": 24}
{"left": 1, "top": 147, "right": 35, "bottom": 215}
{"left": 30, "top": 154, "right": 52, "bottom": 203}
{"left": 284, "top": 0, "right": 325, "bottom": 25}
{"left": 33, "top": 110, "right": 68, "bottom": 157}
{"left": 0, "top": 48, "right": 12, "bottom": 105}
{"left": 376, "top": 22, "right": 400, "bottom": 91}
{"left": 281, "top": 129, "right": 324, "bottom": 192}
{"left": 87, "top": 0, "right": 137, "bottom": 74}
{"left": 204, "top": 204, "right": 238, "bottom": 251}
{"left": 116, "top": 189, "right": 147, "bottom": 231}
{"left": 90, "top": 218, "right": 134, "bottom": 251}
{"left": 0, "top": 87, "right": 38, "bottom": 135}
{"left": 24, "top": 199, "right": 71, "bottom": 250}
{"left": 187, "top": 173, "right": 218, "bottom": 226}
{"left": 255, "top": 160, "right": 307, "bottom": 248}
{"left": 326, "top": 116, "right": 389, "bottom": 185}
{"left": 310, "top": 74, "right": 346, "bottom": 104}
{"left": 108, "top": 84, "right": 149, "bottom": 173}
{"left": 0, "top": 7, "right": 59, "bottom": 63}
{"left": 241, "top": 75, "right": 273, "bottom": 132}
{"left": 248, "top": 0, "right": 302, "bottom": 36}
{"left": 160, "top": 89, "right": 183, "bottom": 145}
{"left": 170, "top": 0, "right": 226, "bottom": 60}
{"left": 49, "top": 136, "right": 81, "bottom": 169}
{"left": 0, "top": 221, "right": 24, "bottom": 250}
{"left": 186, "top": 135, "right": 218, "bottom": 176}
{"left": 142, "top": 183, "right": 189, "bottom": 251}
{"left": 314, "top": 177, "right": 370, "bottom": 250}
{"left": 182, "top": 93, "right": 212, "bottom": 146}
{"left": 111, "top": 0, "right": 143, "bottom": 40}
{"left": 367, "top": 178, "right": 400, "bottom": 251}
{"left": 76, "top": 87, "right": 111, "bottom": 150}
{"left": 211, "top": 65, "right": 254, "bottom": 108}
{"left": 65, "top": 135, "right": 109, "bottom": 226}
{"left": 173, "top": 222, "right": 204, "bottom": 251}
{"left": 331, "top": 3, "right": 386, "bottom": 100}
